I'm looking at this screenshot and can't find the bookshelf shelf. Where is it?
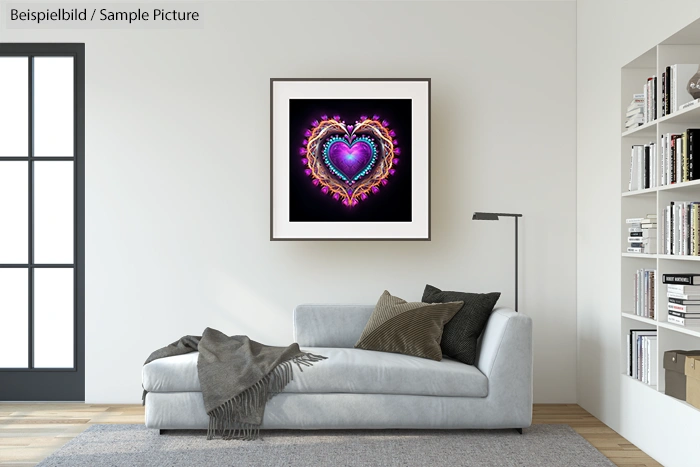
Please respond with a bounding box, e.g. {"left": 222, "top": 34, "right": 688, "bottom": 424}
{"left": 622, "top": 252, "right": 657, "bottom": 259}
{"left": 622, "top": 179, "right": 700, "bottom": 198}
{"left": 622, "top": 374, "right": 658, "bottom": 392}
{"left": 656, "top": 100, "right": 700, "bottom": 124}
{"left": 622, "top": 187, "right": 657, "bottom": 197}
{"left": 622, "top": 120, "right": 656, "bottom": 138}
{"left": 657, "top": 254, "right": 700, "bottom": 261}
{"left": 622, "top": 103, "right": 700, "bottom": 138}
{"left": 621, "top": 41, "right": 700, "bottom": 424}
{"left": 656, "top": 178, "right": 700, "bottom": 192}
{"left": 657, "top": 320, "right": 700, "bottom": 338}
{"left": 622, "top": 312, "right": 657, "bottom": 325}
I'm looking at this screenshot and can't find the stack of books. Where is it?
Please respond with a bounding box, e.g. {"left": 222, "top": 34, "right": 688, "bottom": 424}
{"left": 664, "top": 274, "right": 700, "bottom": 327}
{"left": 627, "top": 216, "right": 657, "bottom": 254}
{"left": 629, "top": 143, "right": 657, "bottom": 190}
{"left": 634, "top": 269, "right": 656, "bottom": 319}
{"left": 660, "top": 64, "right": 700, "bottom": 116}
{"left": 661, "top": 202, "right": 700, "bottom": 255}
{"left": 626, "top": 329, "right": 658, "bottom": 385}
{"left": 660, "top": 129, "right": 700, "bottom": 185}
{"left": 626, "top": 93, "right": 645, "bottom": 128}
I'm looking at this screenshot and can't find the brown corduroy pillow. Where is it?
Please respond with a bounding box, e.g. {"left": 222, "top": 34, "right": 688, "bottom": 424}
{"left": 354, "top": 290, "right": 463, "bottom": 361}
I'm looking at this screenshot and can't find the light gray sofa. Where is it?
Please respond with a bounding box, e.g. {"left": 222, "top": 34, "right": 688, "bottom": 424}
{"left": 143, "top": 305, "right": 533, "bottom": 431}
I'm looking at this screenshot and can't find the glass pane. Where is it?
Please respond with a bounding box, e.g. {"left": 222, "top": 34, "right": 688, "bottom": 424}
{"left": 0, "top": 57, "right": 28, "bottom": 157}
{"left": 34, "top": 161, "right": 73, "bottom": 263}
{"left": 34, "top": 268, "right": 73, "bottom": 368}
{"left": 34, "top": 57, "right": 74, "bottom": 158}
{"left": 0, "top": 269, "right": 29, "bottom": 368}
{"left": 0, "top": 162, "right": 28, "bottom": 263}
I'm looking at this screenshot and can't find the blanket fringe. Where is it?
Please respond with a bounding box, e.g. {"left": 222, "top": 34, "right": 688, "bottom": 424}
{"left": 206, "top": 352, "right": 327, "bottom": 441}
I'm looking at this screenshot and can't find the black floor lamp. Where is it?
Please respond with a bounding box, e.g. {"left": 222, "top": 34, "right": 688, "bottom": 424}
{"left": 472, "top": 212, "right": 523, "bottom": 312}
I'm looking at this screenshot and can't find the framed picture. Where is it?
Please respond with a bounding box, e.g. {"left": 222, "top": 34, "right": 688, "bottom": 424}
{"left": 270, "top": 78, "right": 430, "bottom": 240}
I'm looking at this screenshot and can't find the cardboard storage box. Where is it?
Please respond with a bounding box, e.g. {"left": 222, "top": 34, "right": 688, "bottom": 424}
{"left": 686, "top": 355, "right": 700, "bottom": 409}
{"left": 663, "top": 350, "right": 700, "bottom": 401}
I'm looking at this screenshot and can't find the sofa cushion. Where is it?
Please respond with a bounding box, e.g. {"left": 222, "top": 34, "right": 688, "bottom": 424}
{"left": 422, "top": 284, "right": 501, "bottom": 365}
{"left": 142, "top": 347, "right": 488, "bottom": 398}
{"left": 355, "top": 290, "right": 462, "bottom": 361}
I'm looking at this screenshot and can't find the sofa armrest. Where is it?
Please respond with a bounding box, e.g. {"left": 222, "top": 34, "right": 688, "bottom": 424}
{"left": 476, "top": 308, "right": 533, "bottom": 424}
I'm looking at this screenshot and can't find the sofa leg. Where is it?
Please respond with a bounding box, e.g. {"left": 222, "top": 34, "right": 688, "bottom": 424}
{"left": 515, "top": 428, "right": 523, "bottom": 434}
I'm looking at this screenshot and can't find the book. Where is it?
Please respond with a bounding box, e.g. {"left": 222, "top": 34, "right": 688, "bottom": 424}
{"left": 662, "top": 134, "right": 666, "bottom": 185}
{"left": 645, "top": 77, "right": 657, "bottom": 123}
{"left": 694, "top": 204, "right": 699, "bottom": 255}
{"left": 626, "top": 117, "right": 644, "bottom": 129}
{"left": 667, "top": 292, "right": 700, "bottom": 300}
{"left": 680, "top": 98, "right": 700, "bottom": 111}
{"left": 653, "top": 76, "right": 657, "bottom": 121}
{"left": 634, "top": 269, "right": 656, "bottom": 318}
{"left": 668, "top": 310, "right": 700, "bottom": 317}
{"left": 668, "top": 297, "right": 700, "bottom": 305}
{"left": 668, "top": 314, "right": 700, "bottom": 326}
{"left": 667, "top": 284, "right": 700, "bottom": 293}
{"left": 688, "top": 129, "right": 700, "bottom": 180}
{"left": 626, "top": 217, "right": 647, "bottom": 224}
{"left": 648, "top": 337, "right": 658, "bottom": 385}
{"left": 668, "top": 303, "right": 700, "bottom": 312}
{"left": 673, "top": 65, "right": 700, "bottom": 112}
{"left": 666, "top": 67, "right": 672, "bottom": 115}
{"left": 627, "top": 245, "right": 657, "bottom": 254}
{"left": 663, "top": 274, "right": 700, "bottom": 285}
{"left": 673, "top": 135, "right": 678, "bottom": 183}
{"left": 683, "top": 132, "right": 689, "bottom": 181}
{"left": 629, "top": 229, "right": 656, "bottom": 237}
{"left": 629, "top": 146, "right": 640, "bottom": 190}
{"left": 628, "top": 236, "right": 655, "bottom": 242}
{"left": 662, "top": 71, "right": 667, "bottom": 117}
{"left": 628, "top": 330, "right": 658, "bottom": 380}
{"left": 628, "top": 94, "right": 645, "bottom": 111}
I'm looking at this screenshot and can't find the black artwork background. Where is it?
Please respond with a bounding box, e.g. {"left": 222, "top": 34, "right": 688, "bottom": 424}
{"left": 289, "top": 99, "right": 412, "bottom": 222}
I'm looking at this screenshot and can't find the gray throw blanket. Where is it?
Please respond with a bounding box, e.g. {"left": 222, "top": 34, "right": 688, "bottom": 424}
{"left": 143, "top": 327, "right": 326, "bottom": 440}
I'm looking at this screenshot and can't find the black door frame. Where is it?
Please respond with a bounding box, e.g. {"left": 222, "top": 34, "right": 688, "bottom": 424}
{"left": 0, "top": 43, "right": 85, "bottom": 401}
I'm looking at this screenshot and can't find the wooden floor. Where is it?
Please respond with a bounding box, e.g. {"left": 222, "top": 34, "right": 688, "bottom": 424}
{"left": 0, "top": 403, "right": 661, "bottom": 467}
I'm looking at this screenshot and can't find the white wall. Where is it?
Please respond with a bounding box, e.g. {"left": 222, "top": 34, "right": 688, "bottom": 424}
{"left": 577, "top": 1, "right": 700, "bottom": 466}
{"left": 1, "top": 1, "right": 577, "bottom": 404}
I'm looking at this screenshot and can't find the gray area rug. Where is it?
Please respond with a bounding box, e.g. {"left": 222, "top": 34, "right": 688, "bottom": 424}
{"left": 37, "top": 424, "right": 615, "bottom": 466}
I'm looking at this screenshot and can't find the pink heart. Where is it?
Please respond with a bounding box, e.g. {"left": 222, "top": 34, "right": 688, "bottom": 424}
{"left": 327, "top": 140, "right": 374, "bottom": 181}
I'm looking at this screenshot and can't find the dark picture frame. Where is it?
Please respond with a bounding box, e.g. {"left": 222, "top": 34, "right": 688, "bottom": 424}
{"left": 270, "top": 78, "right": 431, "bottom": 241}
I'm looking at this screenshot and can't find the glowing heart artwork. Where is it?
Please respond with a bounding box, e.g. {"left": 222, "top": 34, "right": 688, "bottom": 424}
{"left": 271, "top": 79, "right": 429, "bottom": 239}
{"left": 299, "top": 115, "right": 401, "bottom": 207}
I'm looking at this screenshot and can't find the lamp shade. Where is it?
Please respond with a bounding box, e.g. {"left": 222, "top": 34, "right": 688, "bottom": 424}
{"left": 472, "top": 212, "right": 500, "bottom": 221}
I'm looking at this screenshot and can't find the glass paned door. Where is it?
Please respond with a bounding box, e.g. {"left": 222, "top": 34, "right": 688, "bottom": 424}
{"left": 0, "top": 44, "right": 84, "bottom": 401}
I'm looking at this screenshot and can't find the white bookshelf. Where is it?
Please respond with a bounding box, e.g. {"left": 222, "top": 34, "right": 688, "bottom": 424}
{"left": 621, "top": 35, "right": 700, "bottom": 408}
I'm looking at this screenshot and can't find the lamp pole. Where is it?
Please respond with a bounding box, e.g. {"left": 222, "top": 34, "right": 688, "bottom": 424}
{"left": 472, "top": 212, "right": 523, "bottom": 312}
{"left": 515, "top": 215, "right": 518, "bottom": 312}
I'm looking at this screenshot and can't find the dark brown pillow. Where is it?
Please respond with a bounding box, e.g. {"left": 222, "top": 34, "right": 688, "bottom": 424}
{"left": 354, "top": 290, "right": 462, "bottom": 361}
{"left": 422, "top": 284, "right": 501, "bottom": 365}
